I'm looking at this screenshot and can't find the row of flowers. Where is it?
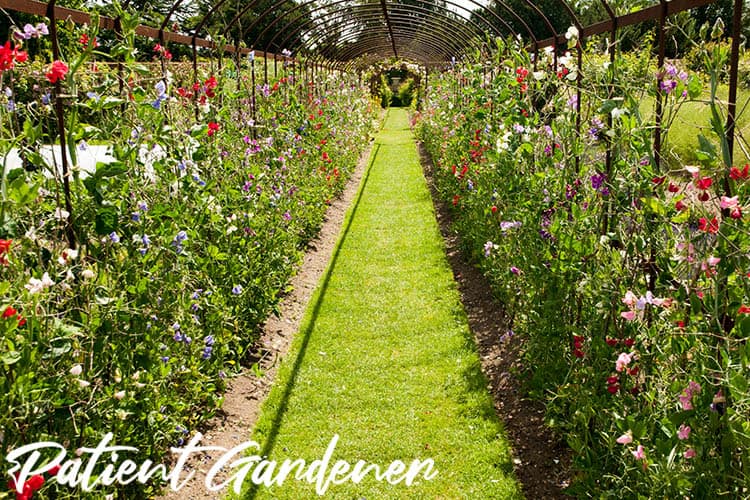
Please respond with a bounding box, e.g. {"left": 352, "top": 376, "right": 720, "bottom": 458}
{"left": 415, "top": 35, "right": 748, "bottom": 497}
{"left": 0, "top": 12, "right": 374, "bottom": 500}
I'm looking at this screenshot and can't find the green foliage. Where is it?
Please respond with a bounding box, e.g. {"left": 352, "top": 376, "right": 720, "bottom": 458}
{"left": 0, "top": 11, "right": 374, "bottom": 499}
{"left": 415, "top": 38, "right": 749, "bottom": 498}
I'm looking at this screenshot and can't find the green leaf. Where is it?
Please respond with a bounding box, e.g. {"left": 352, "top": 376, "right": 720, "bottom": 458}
{"left": 697, "top": 134, "right": 717, "bottom": 163}
{"left": 1, "top": 351, "right": 21, "bottom": 365}
{"left": 687, "top": 75, "right": 702, "bottom": 100}
{"left": 95, "top": 206, "right": 119, "bottom": 235}
{"left": 94, "top": 161, "right": 127, "bottom": 178}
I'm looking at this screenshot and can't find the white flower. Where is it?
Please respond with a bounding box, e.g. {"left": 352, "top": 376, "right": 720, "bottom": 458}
{"left": 565, "top": 25, "right": 579, "bottom": 41}
{"left": 226, "top": 225, "right": 238, "bottom": 235}
{"left": 81, "top": 269, "right": 95, "bottom": 280}
{"left": 25, "top": 272, "right": 55, "bottom": 294}
{"left": 77, "top": 379, "right": 91, "bottom": 388}
{"left": 611, "top": 107, "right": 627, "bottom": 120}
{"left": 114, "top": 390, "right": 126, "bottom": 400}
{"left": 58, "top": 248, "right": 78, "bottom": 265}
{"left": 70, "top": 364, "right": 83, "bottom": 376}
{"left": 134, "top": 382, "right": 146, "bottom": 389}
{"left": 54, "top": 207, "right": 70, "bottom": 220}
{"left": 532, "top": 71, "right": 545, "bottom": 80}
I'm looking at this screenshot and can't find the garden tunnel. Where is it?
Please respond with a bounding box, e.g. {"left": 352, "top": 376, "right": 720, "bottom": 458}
{"left": 1, "top": 0, "right": 749, "bottom": 497}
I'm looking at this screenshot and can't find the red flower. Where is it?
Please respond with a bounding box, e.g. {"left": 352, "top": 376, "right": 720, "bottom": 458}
{"left": 45, "top": 60, "right": 69, "bottom": 84}
{"left": 573, "top": 349, "right": 584, "bottom": 358}
{"left": 78, "top": 33, "right": 97, "bottom": 47}
{"left": 605, "top": 337, "right": 618, "bottom": 347}
{"left": 0, "top": 42, "right": 27, "bottom": 72}
{"left": 3, "top": 306, "right": 17, "bottom": 319}
{"left": 729, "top": 164, "right": 749, "bottom": 180}
{"left": 207, "top": 122, "right": 220, "bottom": 137}
{"left": 698, "top": 191, "right": 710, "bottom": 202}
{"left": 739, "top": 305, "right": 750, "bottom": 315}
{"left": 607, "top": 375, "right": 619, "bottom": 385}
{"left": 452, "top": 195, "right": 460, "bottom": 206}
{"left": 204, "top": 76, "right": 217, "bottom": 90}
{"left": 695, "top": 177, "right": 713, "bottom": 190}
{"left": 26, "top": 476, "right": 43, "bottom": 491}
{"left": 627, "top": 366, "right": 639, "bottom": 376}
{"left": 675, "top": 200, "right": 687, "bottom": 211}
{"left": 652, "top": 176, "right": 666, "bottom": 185}
{"left": 676, "top": 320, "right": 685, "bottom": 328}
{"left": 668, "top": 182, "right": 680, "bottom": 193}
{"left": 698, "top": 216, "right": 719, "bottom": 233}
{"left": 623, "top": 338, "right": 635, "bottom": 347}
{"left": 491, "top": 205, "right": 497, "bottom": 214}
{"left": 0, "top": 239, "right": 11, "bottom": 265}
{"left": 607, "top": 384, "right": 619, "bottom": 394}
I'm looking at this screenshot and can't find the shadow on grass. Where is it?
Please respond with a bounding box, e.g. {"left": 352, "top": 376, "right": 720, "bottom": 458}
{"left": 242, "top": 142, "right": 380, "bottom": 500}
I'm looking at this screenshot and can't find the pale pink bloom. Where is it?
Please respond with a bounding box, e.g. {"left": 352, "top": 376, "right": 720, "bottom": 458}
{"left": 615, "top": 352, "right": 633, "bottom": 372}
{"left": 707, "top": 256, "right": 721, "bottom": 266}
{"left": 720, "top": 196, "right": 739, "bottom": 210}
{"left": 622, "top": 291, "right": 638, "bottom": 307}
{"left": 632, "top": 444, "right": 646, "bottom": 460}
{"left": 677, "top": 424, "right": 691, "bottom": 440}
{"left": 620, "top": 310, "right": 636, "bottom": 321}
{"left": 684, "top": 448, "right": 696, "bottom": 459}
{"left": 114, "top": 390, "right": 126, "bottom": 400}
{"left": 679, "top": 394, "right": 694, "bottom": 410}
{"left": 616, "top": 432, "right": 633, "bottom": 444}
{"left": 688, "top": 380, "right": 702, "bottom": 395}
{"left": 69, "top": 364, "right": 83, "bottom": 376}
{"left": 684, "top": 165, "right": 701, "bottom": 177}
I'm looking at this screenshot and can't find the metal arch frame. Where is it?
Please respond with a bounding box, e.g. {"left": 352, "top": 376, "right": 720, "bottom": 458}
{"left": 235, "top": 0, "right": 532, "bottom": 56}
{"left": 281, "top": 0, "right": 500, "bottom": 54}
{"left": 277, "top": 4, "right": 487, "bottom": 62}
{"left": 300, "top": 17, "right": 474, "bottom": 63}
{"left": 302, "top": 19, "right": 472, "bottom": 63}
{"left": 260, "top": 4, "right": 481, "bottom": 64}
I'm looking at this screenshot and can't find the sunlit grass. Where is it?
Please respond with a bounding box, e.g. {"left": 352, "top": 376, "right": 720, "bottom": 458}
{"left": 232, "top": 108, "right": 522, "bottom": 499}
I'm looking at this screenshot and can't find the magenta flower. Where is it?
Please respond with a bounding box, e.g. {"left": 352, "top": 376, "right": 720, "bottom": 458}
{"left": 684, "top": 448, "right": 696, "bottom": 459}
{"left": 632, "top": 444, "right": 646, "bottom": 460}
{"left": 677, "top": 424, "right": 691, "bottom": 440}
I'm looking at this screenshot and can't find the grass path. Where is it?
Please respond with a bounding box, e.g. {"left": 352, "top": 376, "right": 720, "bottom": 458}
{"left": 239, "top": 108, "right": 521, "bottom": 499}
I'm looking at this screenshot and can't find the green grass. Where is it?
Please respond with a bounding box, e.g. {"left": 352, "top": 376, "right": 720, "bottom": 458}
{"left": 233, "top": 108, "right": 521, "bottom": 499}
{"left": 640, "top": 84, "right": 750, "bottom": 167}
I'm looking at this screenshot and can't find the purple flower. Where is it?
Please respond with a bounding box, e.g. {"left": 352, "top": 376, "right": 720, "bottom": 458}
{"left": 660, "top": 79, "right": 677, "bottom": 93}
{"left": 484, "top": 241, "right": 494, "bottom": 258}
{"left": 205, "top": 335, "right": 214, "bottom": 346}
{"left": 131, "top": 212, "right": 141, "bottom": 222}
{"left": 109, "top": 231, "right": 120, "bottom": 243}
{"left": 232, "top": 285, "right": 243, "bottom": 295}
{"left": 567, "top": 94, "right": 578, "bottom": 110}
{"left": 202, "top": 346, "right": 213, "bottom": 360}
{"left": 500, "top": 221, "right": 522, "bottom": 232}
{"left": 282, "top": 211, "right": 292, "bottom": 221}
{"left": 191, "top": 289, "right": 203, "bottom": 299}
{"left": 510, "top": 266, "right": 520, "bottom": 275}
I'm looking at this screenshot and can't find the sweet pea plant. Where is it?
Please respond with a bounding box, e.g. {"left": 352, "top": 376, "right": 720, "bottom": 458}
{"left": 0, "top": 8, "right": 374, "bottom": 499}
{"left": 416, "top": 35, "right": 749, "bottom": 497}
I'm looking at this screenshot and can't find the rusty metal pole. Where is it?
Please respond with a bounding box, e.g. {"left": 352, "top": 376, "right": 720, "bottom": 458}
{"left": 654, "top": 0, "right": 667, "bottom": 171}
{"left": 251, "top": 53, "right": 257, "bottom": 137}
{"left": 725, "top": 0, "right": 743, "bottom": 181}
{"left": 46, "top": 0, "right": 76, "bottom": 249}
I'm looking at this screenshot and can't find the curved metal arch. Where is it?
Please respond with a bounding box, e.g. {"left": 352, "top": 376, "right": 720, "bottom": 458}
{"left": 306, "top": 19, "right": 471, "bottom": 63}
{"left": 337, "top": 41, "right": 447, "bottom": 64}
{"left": 282, "top": 1, "right": 495, "bottom": 50}
{"left": 253, "top": 1, "right": 487, "bottom": 54}
{"left": 291, "top": 23, "right": 470, "bottom": 69}
{"left": 280, "top": 4, "right": 487, "bottom": 61}
{"left": 304, "top": 19, "right": 473, "bottom": 63}
{"left": 236, "top": 0, "right": 532, "bottom": 54}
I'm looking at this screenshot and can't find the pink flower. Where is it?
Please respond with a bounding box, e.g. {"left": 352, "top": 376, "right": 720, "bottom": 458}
{"left": 677, "top": 424, "right": 691, "bottom": 440}
{"left": 616, "top": 432, "right": 633, "bottom": 444}
{"left": 707, "top": 256, "right": 721, "bottom": 266}
{"left": 620, "top": 310, "right": 636, "bottom": 321}
{"left": 688, "top": 381, "right": 702, "bottom": 395}
{"left": 720, "top": 195, "right": 739, "bottom": 210}
{"left": 632, "top": 444, "right": 646, "bottom": 460}
{"left": 679, "top": 394, "right": 694, "bottom": 410}
{"left": 622, "top": 291, "right": 638, "bottom": 307}
{"left": 615, "top": 352, "right": 633, "bottom": 372}
{"left": 684, "top": 448, "right": 696, "bottom": 459}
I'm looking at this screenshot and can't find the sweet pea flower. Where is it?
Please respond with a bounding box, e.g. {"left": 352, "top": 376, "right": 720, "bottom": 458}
{"left": 632, "top": 444, "right": 646, "bottom": 460}
{"left": 720, "top": 196, "right": 739, "bottom": 210}
{"left": 616, "top": 432, "right": 633, "bottom": 444}
{"left": 622, "top": 291, "right": 638, "bottom": 307}
{"left": 25, "top": 272, "right": 55, "bottom": 294}
{"left": 684, "top": 448, "right": 696, "bottom": 459}
{"left": 677, "top": 424, "right": 691, "bottom": 440}
{"left": 70, "top": 364, "right": 83, "bottom": 376}
{"left": 615, "top": 352, "right": 633, "bottom": 372}
{"left": 620, "top": 310, "right": 636, "bottom": 321}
